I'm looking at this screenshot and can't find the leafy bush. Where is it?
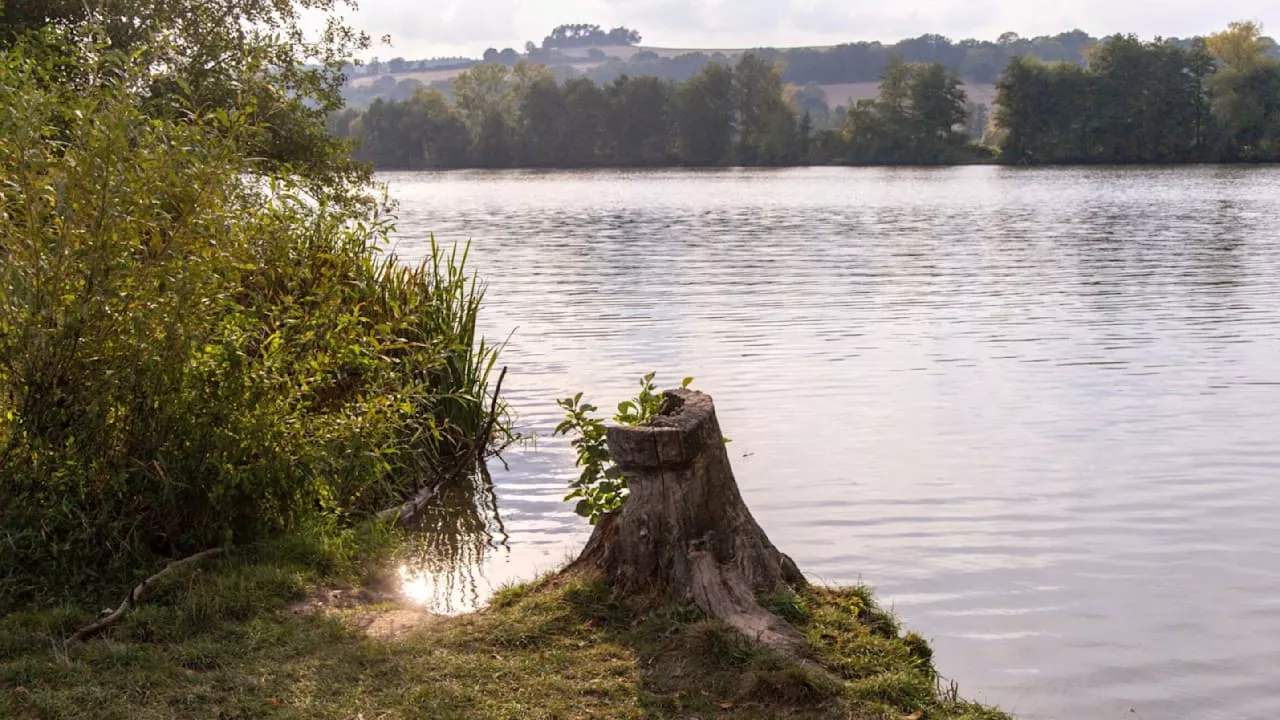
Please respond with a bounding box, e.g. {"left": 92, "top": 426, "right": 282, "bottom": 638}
{"left": 554, "top": 373, "right": 690, "bottom": 523}
{"left": 0, "top": 34, "right": 508, "bottom": 608}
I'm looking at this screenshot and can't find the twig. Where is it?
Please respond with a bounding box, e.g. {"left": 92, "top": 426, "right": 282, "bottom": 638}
{"left": 65, "top": 547, "right": 225, "bottom": 646}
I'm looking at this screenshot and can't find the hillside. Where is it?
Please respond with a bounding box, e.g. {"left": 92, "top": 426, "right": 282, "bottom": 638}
{"left": 345, "top": 40, "right": 1003, "bottom": 110}
{"left": 347, "top": 44, "right": 743, "bottom": 87}
{"left": 342, "top": 26, "right": 1276, "bottom": 111}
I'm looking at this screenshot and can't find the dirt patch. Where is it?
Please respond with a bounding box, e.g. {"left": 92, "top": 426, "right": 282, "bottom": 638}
{"left": 348, "top": 67, "right": 461, "bottom": 87}
{"left": 287, "top": 574, "right": 441, "bottom": 640}
{"left": 347, "top": 607, "right": 442, "bottom": 639}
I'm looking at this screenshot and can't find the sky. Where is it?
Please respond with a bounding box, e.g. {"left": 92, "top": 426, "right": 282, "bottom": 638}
{"left": 341, "top": 0, "right": 1272, "bottom": 60}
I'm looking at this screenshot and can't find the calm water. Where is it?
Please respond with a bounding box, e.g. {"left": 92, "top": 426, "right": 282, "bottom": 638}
{"left": 384, "top": 167, "right": 1280, "bottom": 720}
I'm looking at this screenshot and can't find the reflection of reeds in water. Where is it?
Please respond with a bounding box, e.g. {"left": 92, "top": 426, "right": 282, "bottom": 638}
{"left": 397, "top": 462, "right": 509, "bottom": 613}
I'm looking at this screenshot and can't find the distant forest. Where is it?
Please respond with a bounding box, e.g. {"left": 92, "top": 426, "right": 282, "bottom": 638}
{"left": 339, "top": 29, "right": 1117, "bottom": 107}
{"left": 331, "top": 22, "right": 1280, "bottom": 168}
{"left": 332, "top": 55, "right": 977, "bottom": 168}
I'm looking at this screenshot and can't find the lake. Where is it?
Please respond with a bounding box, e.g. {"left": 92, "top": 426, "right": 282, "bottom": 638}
{"left": 383, "top": 167, "right": 1280, "bottom": 720}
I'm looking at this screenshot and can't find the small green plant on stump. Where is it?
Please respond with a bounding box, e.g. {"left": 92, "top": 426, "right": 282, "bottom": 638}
{"left": 554, "top": 372, "right": 692, "bottom": 523}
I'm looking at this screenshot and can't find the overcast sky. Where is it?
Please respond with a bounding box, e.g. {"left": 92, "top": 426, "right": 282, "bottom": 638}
{"left": 346, "top": 1, "right": 1272, "bottom": 60}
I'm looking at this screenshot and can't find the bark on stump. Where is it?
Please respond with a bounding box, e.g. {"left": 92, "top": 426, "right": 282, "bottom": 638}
{"left": 569, "top": 388, "right": 809, "bottom": 652}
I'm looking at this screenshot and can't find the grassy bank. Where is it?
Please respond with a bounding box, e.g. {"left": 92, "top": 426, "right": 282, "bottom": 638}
{"left": 0, "top": 544, "right": 1007, "bottom": 720}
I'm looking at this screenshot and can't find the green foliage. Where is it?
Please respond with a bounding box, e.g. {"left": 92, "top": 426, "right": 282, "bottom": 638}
{"left": 338, "top": 57, "right": 800, "bottom": 169}
{"left": 335, "top": 52, "right": 986, "bottom": 169}
{"left": 733, "top": 54, "right": 800, "bottom": 165}
{"left": 1, "top": 0, "right": 373, "bottom": 195}
{"left": 554, "top": 373, "right": 692, "bottom": 524}
{"left": 541, "top": 24, "right": 641, "bottom": 50}
{"left": 672, "top": 62, "right": 737, "bottom": 165}
{"left": 353, "top": 91, "right": 470, "bottom": 169}
{"left": 605, "top": 75, "right": 674, "bottom": 165}
{"left": 994, "top": 25, "right": 1280, "bottom": 164}
{"left": 840, "top": 57, "right": 974, "bottom": 164}
{"left": 0, "top": 32, "right": 510, "bottom": 609}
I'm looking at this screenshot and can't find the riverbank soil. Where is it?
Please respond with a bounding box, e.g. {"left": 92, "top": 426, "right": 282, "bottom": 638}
{"left": 0, "top": 551, "right": 1007, "bottom": 720}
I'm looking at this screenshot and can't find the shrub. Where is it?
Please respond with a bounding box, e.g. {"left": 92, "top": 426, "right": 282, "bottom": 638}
{"left": 554, "top": 373, "right": 690, "bottom": 523}
{"left": 0, "top": 34, "right": 507, "bottom": 608}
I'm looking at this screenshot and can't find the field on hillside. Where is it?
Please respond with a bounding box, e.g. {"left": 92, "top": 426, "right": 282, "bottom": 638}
{"left": 348, "top": 46, "right": 1000, "bottom": 110}
{"left": 349, "top": 45, "right": 764, "bottom": 87}
{"left": 818, "top": 81, "right": 997, "bottom": 107}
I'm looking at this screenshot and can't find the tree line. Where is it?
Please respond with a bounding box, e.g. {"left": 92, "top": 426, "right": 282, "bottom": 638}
{"left": 331, "top": 55, "right": 980, "bottom": 168}
{"left": 541, "top": 24, "right": 641, "bottom": 49}
{"left": 333, "top": 21, "right": 1280, "bottom": 168}
{"left": 994, "top": 22, "right": 1280, "bottom": 163}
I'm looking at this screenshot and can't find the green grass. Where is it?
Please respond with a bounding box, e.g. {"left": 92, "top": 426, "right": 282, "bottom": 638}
{"left": 0, "top": 547, "right": 1008, "bottom": 720}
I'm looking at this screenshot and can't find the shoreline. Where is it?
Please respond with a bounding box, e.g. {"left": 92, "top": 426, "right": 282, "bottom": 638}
{"left": 0, "top": 549, "right": 1010, "bottom": 719}
{"left": 367, "top": 159, "right": 1280, "bottom": 172}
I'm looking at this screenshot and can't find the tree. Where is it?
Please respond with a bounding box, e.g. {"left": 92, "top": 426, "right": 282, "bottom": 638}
{"left": 994, "top": 56, "right": 1094, "bottom": 163}
{"left": 844, "top": 58, "right": 969, "bottom": 164}
{"left": 733, "top": 54, "right": 793, "bottom": 164}
{"left": 1206, "top": 22, "right": 1280, "bottom": 160}
{"left": 605, "top": 75, "right": 672, "bottom": 165}
{"left": 354, "top": 90, "right": 470, "bottom": 169}
{"left": 388, "top": 57, "right": 407, "bottom": 74}
{"left": 798, "top": 111, "right": 813, "bottom": 161}
{"left": 413, "top": 91, "right": 472, "bottom": 168}
{"left": 474, "top": 109, "right": 513, "bottom": 167}
{"left": 2, "top": 0, "right": 373, "bottom": 200}
{"left": 559, "top": 77, "right": 609, "bottom": 165}
{"left": 453, "top": 63, "right": 516, "bottom": 132}
{"left": 606, "top": 26, "right": 642, "bottom": 45}
{"left": 791, "top": 83, "right": 831, "bottom": 127}
{"left": 518, "top": 75, "right": 566, "bottom": 166}
{"left": 675, "top": 63, "right": 735, "bottom": 165}
{"left": 907, "top": 62, "right": 969, "bottom": 162}
{"left": 993, "top": 32, "right": 1230, "bottom": 163}
{"left": 1208, "top": 21, "right": 1268, "bottom": 72}
{"left": 0, "top": 0, "right": 86, "bottom": 43}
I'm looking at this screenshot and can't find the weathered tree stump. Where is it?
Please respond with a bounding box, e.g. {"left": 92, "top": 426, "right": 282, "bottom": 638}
{"left": 569, "top": 388, "right": 809, "bottom": 652}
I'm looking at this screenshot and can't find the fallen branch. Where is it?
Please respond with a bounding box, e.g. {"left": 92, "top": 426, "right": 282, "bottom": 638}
{"left": 65, "top": 547, "right": 225, "bottom": 646}
{"left": 376, "top": 481, "right": 444, "bottom": 525}
{"left": 476, "top": 365, "right": 508, "bottom": 463}
{"left": 375, "top": 365, "right": 509, "bottom": 527}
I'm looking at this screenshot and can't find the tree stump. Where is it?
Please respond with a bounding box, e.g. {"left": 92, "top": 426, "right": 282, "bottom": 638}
{"left": 569, "top": 388, "right": 809, "bottom": 652}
